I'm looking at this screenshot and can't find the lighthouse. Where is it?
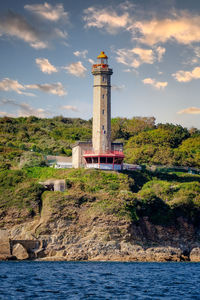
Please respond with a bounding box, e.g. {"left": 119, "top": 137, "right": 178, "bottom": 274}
{"left": 82, "top": 51, "right": 124, "bottom": 170}
{"left": 72, "top": 51, "right": 124, "bottom": 170}
{"left": 92, "top": 51, "right": 112, "bottom": 154}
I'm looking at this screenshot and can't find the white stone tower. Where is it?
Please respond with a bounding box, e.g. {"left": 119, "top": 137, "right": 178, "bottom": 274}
{"left": 92, "top": 51, "right": 113, "bottom": 154}
{"left": 73, "top": 51, "right": 124, "bottom": 170}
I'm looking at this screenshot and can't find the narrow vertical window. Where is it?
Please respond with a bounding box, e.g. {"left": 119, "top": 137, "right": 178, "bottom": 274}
{"left": 102, "top": 109, "right": 104, "bottom": 115}
{"left": 102, "top": 94, "right": 104, "bottom": 99}
{"left": 102, "top": 125, "right": 104, "bottom": 130}
{"left": 102, "top": 76, "right": 105, "bottom": 82}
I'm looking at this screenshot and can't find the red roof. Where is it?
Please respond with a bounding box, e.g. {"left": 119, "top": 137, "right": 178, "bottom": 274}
{"left": 83, "top": 151, "right": 124, "bottom": 158}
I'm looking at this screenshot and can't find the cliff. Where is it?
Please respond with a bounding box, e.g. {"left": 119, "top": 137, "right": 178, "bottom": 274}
{"left": 0, "top": 168, "right": 200, "bottom": 262}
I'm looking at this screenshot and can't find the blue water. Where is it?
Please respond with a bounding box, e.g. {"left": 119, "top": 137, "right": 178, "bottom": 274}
{"left": 0, "top": 262, "right": 200, "bottom": 299}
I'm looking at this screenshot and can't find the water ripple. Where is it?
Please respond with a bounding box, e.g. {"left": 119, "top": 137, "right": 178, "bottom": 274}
{"left": 0, "top": 261, "right": 200, "bottom": 299}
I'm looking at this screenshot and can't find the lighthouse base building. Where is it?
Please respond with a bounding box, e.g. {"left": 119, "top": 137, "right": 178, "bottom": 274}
{"left": 72, "top": 141, "right": 124, "bottom": 170}
{"left": 72, "top": 51, "right": 124, "bottom": 170}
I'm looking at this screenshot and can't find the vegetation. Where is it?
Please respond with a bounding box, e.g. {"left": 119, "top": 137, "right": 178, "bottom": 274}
{"left": 0, "top": 116, "right": 199, "bottom": 227}
{"left": 0, "top": 116, "right": 199, "bottom": 168}
{"left": 0, "top": 167, "right": 200, "bottom": 227}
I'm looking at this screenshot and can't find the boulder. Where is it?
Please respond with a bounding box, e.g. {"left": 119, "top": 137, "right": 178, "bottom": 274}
{"left": 190, "top": 248, "right": 200, "bottom": 262}
{"left": 12, "top": 243, "right": 29, "bottom": 260}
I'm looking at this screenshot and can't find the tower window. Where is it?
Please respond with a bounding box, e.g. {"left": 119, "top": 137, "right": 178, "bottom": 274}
{"left": 102, "top": 76, "right": 105, "bottom": 82}
{"left": 102, "top": 94, "right": 104, "bottom": 99}
{"left": 102, "top": 109, "right": 104, "bottom": 115}
{"left": 102, "top": 125, "right": 104, "bottom": 130}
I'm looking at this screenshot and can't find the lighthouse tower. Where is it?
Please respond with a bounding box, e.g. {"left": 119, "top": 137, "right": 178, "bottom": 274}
{"left": 92, "top": 51, "right": 112, "bottom": 154}
{"left": 83, "top": 51, "right": 124, "bottom": 170}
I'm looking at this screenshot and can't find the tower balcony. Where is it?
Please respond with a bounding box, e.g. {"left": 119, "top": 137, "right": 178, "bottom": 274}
{"left": 92, "top": 64, "right": 113, "bottom": 75}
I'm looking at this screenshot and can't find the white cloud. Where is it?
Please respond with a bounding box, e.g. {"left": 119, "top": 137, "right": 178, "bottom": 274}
{"left": 116, "top": 47, "right": 159, "bottom": 68}
{"left": 83, "top": 7, "right": 129, "bottom": 34}
{"left": 128, "top": 12, "right": 200, "bottom": 46}
{"left": 0, "top": 111, "right": 15, "bottom": 117}
{"left": 0, "top": 11, "right": 48, "bottom": 49}
{"left": 26, "top": 82, "right": 67, "bottom": 96}
{"left": 156, "top": 46, "right": 166, "bottom": 61}
{"left": 0, "top": 98, "right": 47, "bottom": 117}
{"left": 0, "top": 78, "right": 34, "bottom": 96}
{"left": 24, "top": 2, "right": 68, "bottom": 22}
{"left": 63, "top": 61, "right": 87, "bottom": 77}
{"left": 172, "top": 66, "right": 200, "bottom": 82}
{"left": 73, "top": 50, "right": 88, "bottom": 58}
{"left": 177, "top": 107, "right": 200, "bottom": 114}
{"left": 0, "top": 10, "right": 67, "bottom": 49}
{"left": 0, "top": 78, "right": 66, "bottom": 96}
{"left": 112, "top": 84, "right": 125, "bottom": 91}
{"left": 123, "top": 69, "right": 131, "bottom": 72}
{"left": 62, "top": 105, "right": 78, "bottom": 112}
{"left": 54, "top": 28, "right": 68, "bottom": 39}
{"left": 83, "top": 7, "right": 200, "bottom": 47}
{"left": 36, "top": 58, "right": 58, "bottom": 74}
{"left": 88, "top": 58, "right": 95, "bottom": 64}
{"left": 142, "top": 78, "right": 168, "bottom": 89}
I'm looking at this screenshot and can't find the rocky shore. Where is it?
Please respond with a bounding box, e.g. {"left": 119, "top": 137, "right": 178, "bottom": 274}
{"left": 1, "top": 169, "right": 200, "bottom": 262}
{"left": 1, "top": 211, "right": 200, "bottom": 262}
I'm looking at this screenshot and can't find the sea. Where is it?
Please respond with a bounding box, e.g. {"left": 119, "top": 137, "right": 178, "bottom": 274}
{"left": 0, "top": 261, "right": 200, "bottom": 299}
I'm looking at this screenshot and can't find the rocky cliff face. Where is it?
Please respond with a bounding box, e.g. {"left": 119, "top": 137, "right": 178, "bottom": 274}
{"left": 1, "top": 190, "right": 200, "bottom": 262}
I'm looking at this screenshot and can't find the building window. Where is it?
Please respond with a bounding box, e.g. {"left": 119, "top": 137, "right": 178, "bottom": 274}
{"left": 107, "top": 157, "right": 113, "bottom": 164}
{"left": 86, "top": 157, "right": 92, "bottom": 164}
{"left": 102, "top": 125, "right": 104, "bottom": 130}
{"left": 102, "top": 109, "right": 104, "bottom": 115}
{"left": 102, "top": 76, "right": 105, "bottom": 82}
{"left": 100, "top": 157, "right": 106, "bottom": 163}
{"left": 114, "top": 157, "right": 123, "bottom": 165}
{"left": 92, "top": 157, "right": 98, "bottom": 163}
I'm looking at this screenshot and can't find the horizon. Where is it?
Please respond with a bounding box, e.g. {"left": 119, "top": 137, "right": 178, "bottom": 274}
{"left": 0, "top": 0, "right": 200, "bottom": 129}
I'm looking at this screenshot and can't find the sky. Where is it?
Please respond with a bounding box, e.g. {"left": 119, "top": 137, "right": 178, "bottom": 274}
{"left": 0, "top": 0, "right": 200, "bottom": 129}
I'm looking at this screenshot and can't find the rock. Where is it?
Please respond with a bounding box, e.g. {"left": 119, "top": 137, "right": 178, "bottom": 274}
{"left": 190, "top": 248, "right": 200, "bottom": 262}
{"left": 0, "top": 240, "right": 11, "bottom": 256}
{"left": 0, "top": 229, "right": 11, "bottom": 259}
{"left": 144, "top": 246, "right": 182, "bottom": 262}
{"left": 12, "top": 243, "right": 29, "bottom": 260}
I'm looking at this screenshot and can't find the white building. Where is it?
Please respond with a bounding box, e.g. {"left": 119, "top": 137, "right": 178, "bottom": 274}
{"left": 46, "top": 155, "right": 72, "bottom": 169}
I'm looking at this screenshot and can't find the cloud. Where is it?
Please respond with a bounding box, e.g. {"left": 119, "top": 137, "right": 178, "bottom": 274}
{"left": 172, "top": 66, "right": 200, "bottom": 82}
{"left": 116, "top": 47, "right": 163, "bottom": 68}
{"left": 26, "top": 82, "right": 67, "bottom": 96}
{"left": 83, "top": 7, "right": 129, "bottom": 34}
{"left": 83, "top": 7, "right": 200, "bottom": 46}
{"left": 0, "top": 111, "right": 15, "bottom": 117}
{"left": 112, "top": 84, "right": 125, "bottom": 91}
{"left": 73, "top": 50, "right": 88, "bottom": 58}
{"left": 0, "top": 78, "right": 66, "bottom": 96}
{"left": 177, "top": 107, "right": 200, "bottom": 114}
{"left": 142, "top": 78, "right": 168, "bottom": 89}
{"left": 0, "top": 78, "right": 34, "bottom": 96}
{"left": 128, "top": 12, "right": 200, "bottom": 46}
{"left": 24, "top": 2, "right": 68, "bottom": 22}
{"left": 0, "top": 11, "right": 48, "bottom": 49}
{"left": 63, "top": 61, "right": 87, "bottom": 77}
{"left": 36, "top": 58, "right": 58, "bottom": 74}
{"left": 0, "top": 98, "right": 47, "bottom": 117}
{"left": 156, "top": 46, "right": 166, "bottom": 61}
{"left": 0, "top": 10, "right": 68, "bottom": 49}
{"left": 88, "top": 58, "right": 95, "bottom": 64}
{"left": 62, "top": 105, "right": 78, "bottom": 112}
{"left": 123, "top": 69, "right": 131, "bottom": 72}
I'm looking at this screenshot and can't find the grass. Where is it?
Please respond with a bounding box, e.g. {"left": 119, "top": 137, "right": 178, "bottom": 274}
{"left": 0, "top": 167, "right": 200, "bottom": 226}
